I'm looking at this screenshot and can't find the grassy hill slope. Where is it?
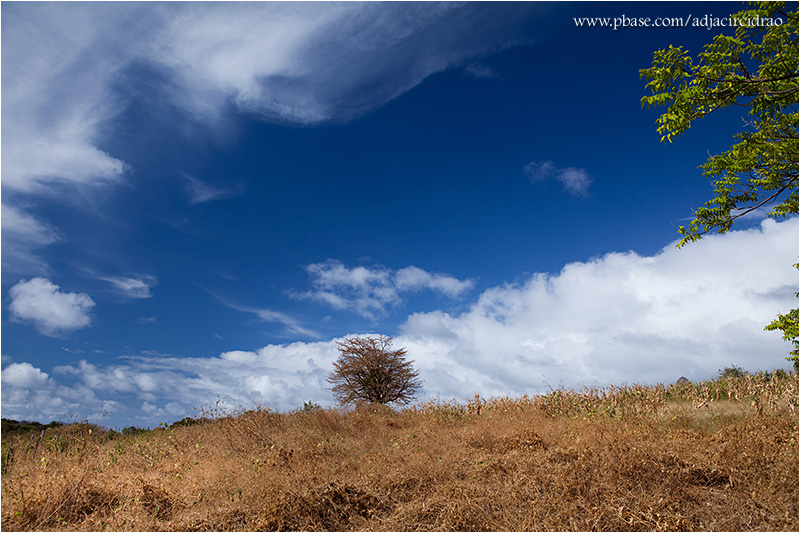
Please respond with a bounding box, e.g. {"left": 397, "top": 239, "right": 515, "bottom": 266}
{"left": 2, "top": 371, "right": 797, "bottom": 531}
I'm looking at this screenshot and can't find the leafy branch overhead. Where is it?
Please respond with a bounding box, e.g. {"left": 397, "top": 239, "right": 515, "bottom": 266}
{"left": 640, "top": 1, "right": 798, "bottom": 368}
{"left": 640, "top": 1, "right": 798, "bottom": 245}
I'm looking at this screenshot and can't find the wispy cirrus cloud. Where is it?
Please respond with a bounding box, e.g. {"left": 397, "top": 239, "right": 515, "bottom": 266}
{"left": 218, "top": 299, "right": 319, "bottom": 339}
{"left": 464, "top": 62, "right": 498, "bottom": 79}
{"left": 524, "top": 160, "right": 593, "bottom": 197}
{"left": 1, "top": 2, "right": 141, "bottom": 194}
{"left": 101, "top": 275, "right": 157, "bottom": 299}
{"left": 1, "top": 205, "right": 60, "bottom": 276}
{"left": 154, "top": 2, "right": 539, "bottom": 124}
{"left": 182, "top": 174, "right": 242, "bottom": 205}
{"left": 3, "top": 2, "right": 540, "bottom": 194}
{"left": 2, "top": 2, "right": 542, "bottom": 274}
{"left": 292, "top": 260, "right": 474, "bottom": 319}
{"left": 2, "top": 2, "right": 151, "bottom": 278}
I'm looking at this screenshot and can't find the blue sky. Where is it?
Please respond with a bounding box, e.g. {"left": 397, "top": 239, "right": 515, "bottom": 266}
{"left": 2, "top": 1, "right": 797, "bottom": 429}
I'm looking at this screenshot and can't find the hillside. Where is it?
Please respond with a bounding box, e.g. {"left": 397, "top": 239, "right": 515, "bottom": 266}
{"left": 1, "top": 372, "right": 798, "bottom": 531}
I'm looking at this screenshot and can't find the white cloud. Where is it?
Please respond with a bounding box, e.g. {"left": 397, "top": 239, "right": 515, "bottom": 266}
{"left": 464, "top": 62, "right": 498, "bottom": 79}
{"left": 218, "top": 298, "right": 319, "bottom": 339}
{"left": 8, "top": 278, "right": 95, "bottom": 336}
{"left": 2, "top": 342, "right": 332, "bottom": 427}
{"left": 1, "top": 3, "right": 148, "bottom": 275}
{"left": 524, "top": 160, "right": 592, "bottom": 197}
{"left": 250, "top": 308, "right": 320, "bottom": 339}
{"left": 307, "top": 260, "right": 392, "bottom": 292}
{"left": 397, "top": 218, "right": 799, "bottom": 397}
{"left": 101, "top": 275, "right": 157, "bottom": 299}
{"left": 1, "top": 362, "right": 114, "bottom": 423}
{"left": 1, "top": 362, "right": 50, "bottom": 389}
{"left": 152, "top": 2, "right": 533, "bottom": 124}
{"left": 294, "top": 260, "right": 474, "bottom": 319}
{"left": 182, "top": 174, "right": 241, "bottom": 204}
{"left": 523, "top": 160, "right": 555, "bottom": 183}
{"left": 395, "top": 266, "right": 475, "bottom": 298}
{"left": 3, "top": 2, "right": 535, "bottom": 195}
{"left": 5, "top": 341, "right": 342, "bottom": 427}
{"left": 2, "top": 3, "right": 538, "bottom": 275}
{"left": 555, "top": 167, "right": 593, "bottom": 197}
{"left": 1, "top": 2, "right": 138, "bottom": 194}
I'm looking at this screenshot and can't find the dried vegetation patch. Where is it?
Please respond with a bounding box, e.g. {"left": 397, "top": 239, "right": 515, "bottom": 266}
{"left": 2, "top": 372, "right": 798, "bottom": 531}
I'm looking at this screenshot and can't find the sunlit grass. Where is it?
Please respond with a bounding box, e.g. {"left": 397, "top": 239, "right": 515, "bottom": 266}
{"left": 2, "top": 371, "right": 797, "bottom": 531}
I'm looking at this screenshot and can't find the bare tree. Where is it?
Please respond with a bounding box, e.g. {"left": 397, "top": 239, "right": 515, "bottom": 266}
{"left": 327, "top": 335, "right": 422, "bottom": 406}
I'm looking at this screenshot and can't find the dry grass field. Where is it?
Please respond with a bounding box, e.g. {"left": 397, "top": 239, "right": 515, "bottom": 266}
{"left": 2, "top": 371, "right": 798, "bottom": 531}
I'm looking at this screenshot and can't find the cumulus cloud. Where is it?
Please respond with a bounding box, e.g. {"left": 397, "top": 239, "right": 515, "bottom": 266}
{"left": 8, "top": 278, "right": 95, "bottom": 336}
{"left": 1, "top": 362, "right": 115, "bottom": 423}
{"left": 524, "top": 160, "right": 592, "bottom": 197}
{"left": 3, "top": 341, "right": 342, "bottom": 427}
{"left": 397, "top": 218, "right": 799, "bottom": 397}
{"left": 294, "top": 260, "right": 474, "bottom": 319}
{"left": 1, "top": 362, "right": 51, "bottom": 389}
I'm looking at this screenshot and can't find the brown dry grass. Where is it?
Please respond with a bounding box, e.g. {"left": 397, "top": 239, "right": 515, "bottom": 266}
{"left": 1, "top": 372, "right": 798, "bottom": 531}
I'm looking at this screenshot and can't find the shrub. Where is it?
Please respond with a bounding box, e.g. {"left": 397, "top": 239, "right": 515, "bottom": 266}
{"left": 327, "top": 335, "right": 422, "bottom": 406}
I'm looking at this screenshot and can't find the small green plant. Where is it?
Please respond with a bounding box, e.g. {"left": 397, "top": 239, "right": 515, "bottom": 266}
{"left": 718, "top": 365, "right": 747, "bottom": 380}
{"left": 302, "top": 401, "right": 322, "bottom": 413}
